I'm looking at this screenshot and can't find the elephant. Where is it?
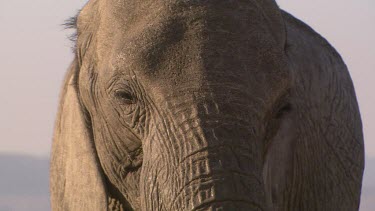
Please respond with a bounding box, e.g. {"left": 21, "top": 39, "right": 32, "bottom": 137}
{"left": 50, "top": 0, "right": 365, "bottom": 210}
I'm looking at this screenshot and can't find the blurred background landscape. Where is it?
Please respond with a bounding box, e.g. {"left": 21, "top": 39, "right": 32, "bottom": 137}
{"left": 0, "top": 0, "right": 374, "bottom": 210}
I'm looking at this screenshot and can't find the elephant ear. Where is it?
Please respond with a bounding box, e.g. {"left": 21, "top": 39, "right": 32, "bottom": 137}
{"left": 50, "top": 60, "right": 108, "bottom": 210}
{"left": 264, "top": 11, "right": 364, "bottom": 210}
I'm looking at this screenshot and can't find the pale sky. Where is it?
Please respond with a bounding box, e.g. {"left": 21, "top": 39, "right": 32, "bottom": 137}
{"left": 0, "top": 0, "right": 374, "bottom": 158}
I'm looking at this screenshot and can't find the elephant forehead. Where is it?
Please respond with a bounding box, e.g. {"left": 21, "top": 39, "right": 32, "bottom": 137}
{"left": 95, "top": 1, "right": 283, "bottom": 85}
{"left": 104, "top": 12, "right": 206, "bottom": 87}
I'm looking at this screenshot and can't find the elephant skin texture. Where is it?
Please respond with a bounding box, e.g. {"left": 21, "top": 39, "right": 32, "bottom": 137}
{"left": 50, "top": 0, "right": 364, "bottom": 210}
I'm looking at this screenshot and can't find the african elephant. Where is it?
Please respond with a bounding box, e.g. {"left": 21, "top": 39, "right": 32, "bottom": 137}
{"left": 50, "top": 0, "right": 364, "bottom": 210}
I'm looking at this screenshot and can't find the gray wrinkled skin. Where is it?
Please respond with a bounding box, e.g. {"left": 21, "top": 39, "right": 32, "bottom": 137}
{"left": 50, "top": 0, "right": 364, "bottom": 210}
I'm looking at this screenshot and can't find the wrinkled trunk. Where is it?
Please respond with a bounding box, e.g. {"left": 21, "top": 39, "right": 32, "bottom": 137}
{"left": 140, "top": 90, "right": 267, "bottom": 210}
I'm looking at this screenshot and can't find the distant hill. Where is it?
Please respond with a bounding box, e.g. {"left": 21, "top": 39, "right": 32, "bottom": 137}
{"left": 0, "top": 154, "right": 373, "bottom": 210}
{"left": 0, "top": 154, "right": 50, "bottom": 211}
{"left": 360, "top": 157, "right": 375, "bottom": 211}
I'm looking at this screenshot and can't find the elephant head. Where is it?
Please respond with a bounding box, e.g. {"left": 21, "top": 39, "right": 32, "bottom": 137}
{"left": 50, "top": 0, "right": 364, "bottom": 210}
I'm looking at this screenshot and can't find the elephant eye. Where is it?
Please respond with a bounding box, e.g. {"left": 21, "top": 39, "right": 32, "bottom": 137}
{"left": 114, "top": 90, "right": 136, "bottom": 105}
{"left": 275, "top": 103, "right": 292, "bottom": 118}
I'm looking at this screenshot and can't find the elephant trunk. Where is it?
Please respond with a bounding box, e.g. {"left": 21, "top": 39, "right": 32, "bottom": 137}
{"left": 169, "top": 139, "right": 266, "bottom": 210}
{"left": 140, "top": 94, "right": 267, "bottom": 210}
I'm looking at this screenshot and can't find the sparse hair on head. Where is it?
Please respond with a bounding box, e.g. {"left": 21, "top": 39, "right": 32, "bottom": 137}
{"left": 63, "top": 11, "right": 80, "bottom": 49}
